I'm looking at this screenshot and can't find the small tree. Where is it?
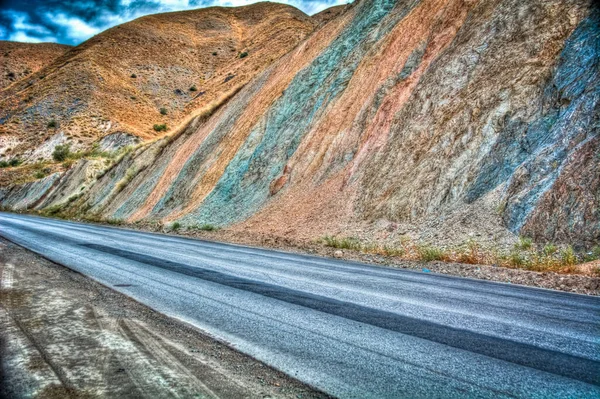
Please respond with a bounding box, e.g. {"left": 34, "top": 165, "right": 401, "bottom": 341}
{"left": 47, "top": 119, "right": 57, "bottom": 128}
{"left": 160, "top": 107, "right": 168, "bottom": 115}
{"left": 153, "top": 124, "right": 167, "bottom": 132}
{"left": 239, "top": 51, "right": 248, "bottom": 59}
{"left": 52, "top": 144, "right": 71, "bottom": 162}
{"left": 189, "top": 85, "right": 197, "bottom": 92}
{"left": 130, "top": 73, "right": 137, "bottom": 78}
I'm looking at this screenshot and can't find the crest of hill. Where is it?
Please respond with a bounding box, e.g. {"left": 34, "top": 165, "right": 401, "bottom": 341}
{"left": 0, "top": 41, "right": 71, "bottom": 91}
{"left": 312, "top": 5, "right": 349, "bottom": 26}
{"left": 0, "top": 2, "right": 316, "bottom": 162}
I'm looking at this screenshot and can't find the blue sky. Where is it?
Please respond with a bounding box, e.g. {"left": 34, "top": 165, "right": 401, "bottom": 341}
{"left": 0, "top": 0, "right": 350, "bottom": 45}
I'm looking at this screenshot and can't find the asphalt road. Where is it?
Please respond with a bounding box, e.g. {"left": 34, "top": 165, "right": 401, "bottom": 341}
{"left": 1, "top": 212, "right": 599, "bottom": 398}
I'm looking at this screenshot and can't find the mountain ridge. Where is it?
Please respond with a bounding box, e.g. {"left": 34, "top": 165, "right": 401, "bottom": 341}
{"left": 0, "top": 2, "right": 317, "bottom": 162}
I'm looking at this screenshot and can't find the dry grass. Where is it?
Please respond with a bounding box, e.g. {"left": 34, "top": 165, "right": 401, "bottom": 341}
{"left": 115, "top": 166, "right": 139, "bottom": 194}
{"left": 319, "top": 235, "right": 594, "bottom": 274}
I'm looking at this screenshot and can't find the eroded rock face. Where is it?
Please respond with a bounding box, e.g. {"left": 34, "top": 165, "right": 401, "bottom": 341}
{"left": 1, "top": 0, "right": 598, "bottom": 246}
{"left": 98, "top": 133, "right": 140, "bottom": 152}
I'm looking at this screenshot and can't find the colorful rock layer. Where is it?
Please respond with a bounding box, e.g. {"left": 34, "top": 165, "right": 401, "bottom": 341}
{"left": 2, "top": 0, "right": 598, "bottom": 245}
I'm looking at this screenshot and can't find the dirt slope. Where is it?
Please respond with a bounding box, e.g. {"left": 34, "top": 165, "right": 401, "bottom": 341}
{"left": 0, "top": 3, "right": 316, "bottom": 162}
{"left": 0, "top": 41, "right": 70, "bottom": 91}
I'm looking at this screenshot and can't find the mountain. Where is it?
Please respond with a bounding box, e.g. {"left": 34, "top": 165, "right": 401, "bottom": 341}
{"left": 0, "top": 41, "right": 70, "bottom": 91}
{"left": 0, "top": 3, "right": 316, "bottom": 162}
{"left": 1, "top": 0, "right": 598, "bottom": 247}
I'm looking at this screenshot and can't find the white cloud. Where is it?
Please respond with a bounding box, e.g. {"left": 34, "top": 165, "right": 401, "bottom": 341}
{"left": 43, "top": 12, "right": 103, "bottom": 42}
{"left": 1, "top": 10, "right": 56, "bottom": 42}
{"left": 8, "top": 31, "right": 42, "bottom": 42}
{"left": 3, "top": 0, "right": 352, "bottom": 45}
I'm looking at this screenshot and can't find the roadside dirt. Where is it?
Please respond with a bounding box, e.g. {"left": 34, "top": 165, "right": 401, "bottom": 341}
{"left": 118, "top": 222, "right": 600, "bottom": 296}
{"left": 211, "top": 234, "right": 600, "bottom": 296}
{"left": 0, "top": 237, "right": 331, "bottom": 399}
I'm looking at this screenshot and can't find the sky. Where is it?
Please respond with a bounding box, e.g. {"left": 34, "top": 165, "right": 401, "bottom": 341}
{"left": 0, "top": 0, "right": 349, "bottom": 45}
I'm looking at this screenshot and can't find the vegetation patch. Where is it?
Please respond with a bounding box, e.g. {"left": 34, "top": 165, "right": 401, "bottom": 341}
{"left": 318, "top": 235, "right": 594, "bottom": 274}
{"left": 0, "top": 158, "right": 22, "bottom": 168}
{"left": 416, "top": 244, "right": 448, "bottom": 262}
{"left": 115, "top": 165, "right": 139, "bottom": 194}
{"left": 190, "top": 223, "right": 217, "bottom": 232}
{"left": 52, "top": 144, "right": 72, "bottom": 162}
{"left": 153, "top": 123, "right": 168, "bottom": 132}
{"left": 514, "top": 236, "right": 533, "bottom": 251}
{"left": 322, "top": 236, "right": 362, "bottom": 251}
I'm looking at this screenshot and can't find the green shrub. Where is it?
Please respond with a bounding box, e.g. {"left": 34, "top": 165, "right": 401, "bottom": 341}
{"left": 153, "top": 123, "right": 167, "bottom": 132}
{"left": 171, "top": 222, "right": 181, "bottom": 231}
{"left": 52, "top": 144, "right": 71, "bottom": 162}
{"left": 159, "top": 107, "right": 168, "bottom": 115}
{"left": 515, "top": 236, "right": 533, "bottom": 250}
{"left": 543, "top": 243, "right": 557, "bottom": 256}
{"left": 322, "top": 236, "right": 361, "bottom": 251}
{"left": 212, "top": 52, "right": 217, "bottom": 56}
{"left": 0, "top": 161, "right": 8, "bottom": 168}
{"left": 47, "top": 119, "right": 57, "bottom": 128}
{"left": 44, "top": 204, "right": 65, "bottom": 216}
{"left": 189, "top": 85, "right": 197, "bottom": 92}
{"left": 130, "top": 73, "right": 137, "bottom": 78}
{"left": 239, "top": 51, "right": 248, "bottom": 59}
{"left": 417, "top": 245, "right": 446, "bottom": 262}
{"left": 509, "top": 250, "right": 528, "bottom": 268}
{"left": 198, "top": 224, "right": 216, "bottom": 231}
{"left": 560, "top": 246, "right": 577, "bottom": 266}
{"left": 382, "top": 245, "right": 404, "bottom": 257}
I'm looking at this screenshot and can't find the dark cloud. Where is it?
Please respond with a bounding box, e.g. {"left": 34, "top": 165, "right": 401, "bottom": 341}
{"left": 0, "top": 0, "right": 350, "bottom": 45}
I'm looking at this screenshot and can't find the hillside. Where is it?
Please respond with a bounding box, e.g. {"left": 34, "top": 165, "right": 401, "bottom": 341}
{"left": 0, "top": 41, "right": 70, "bottom": 91}
{"left": 0, "top": 3, "right": 316, "bottom": 162}
{"left": 1, "top": 0, "right": 598, "bottom": 253}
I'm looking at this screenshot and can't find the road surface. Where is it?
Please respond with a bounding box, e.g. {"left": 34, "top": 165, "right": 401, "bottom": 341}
{"left": 1, "top": 212, "right": 599, "bottom": 398}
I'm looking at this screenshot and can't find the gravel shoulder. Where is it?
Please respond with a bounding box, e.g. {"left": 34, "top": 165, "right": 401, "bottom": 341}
{"left": 0, "top": 237, "right": 331, "bottom": 399}
{"left": 121, "top": 223, "right": 600, "bottom": 296}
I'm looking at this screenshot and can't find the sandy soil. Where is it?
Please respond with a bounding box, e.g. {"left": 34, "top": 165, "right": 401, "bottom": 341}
{"left": 0, "top": 237, "right": 330, "bottom": 399}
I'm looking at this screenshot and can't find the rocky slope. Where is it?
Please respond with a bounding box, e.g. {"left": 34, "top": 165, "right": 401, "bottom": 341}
{"left": 0, "top": 41, "right": 70, "bottom": 91}
{"left": 0, "top": 3, "right": 316, "bottom": 162}
{"left": 1, "top": 0, "right": 598, "bottom": 248}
